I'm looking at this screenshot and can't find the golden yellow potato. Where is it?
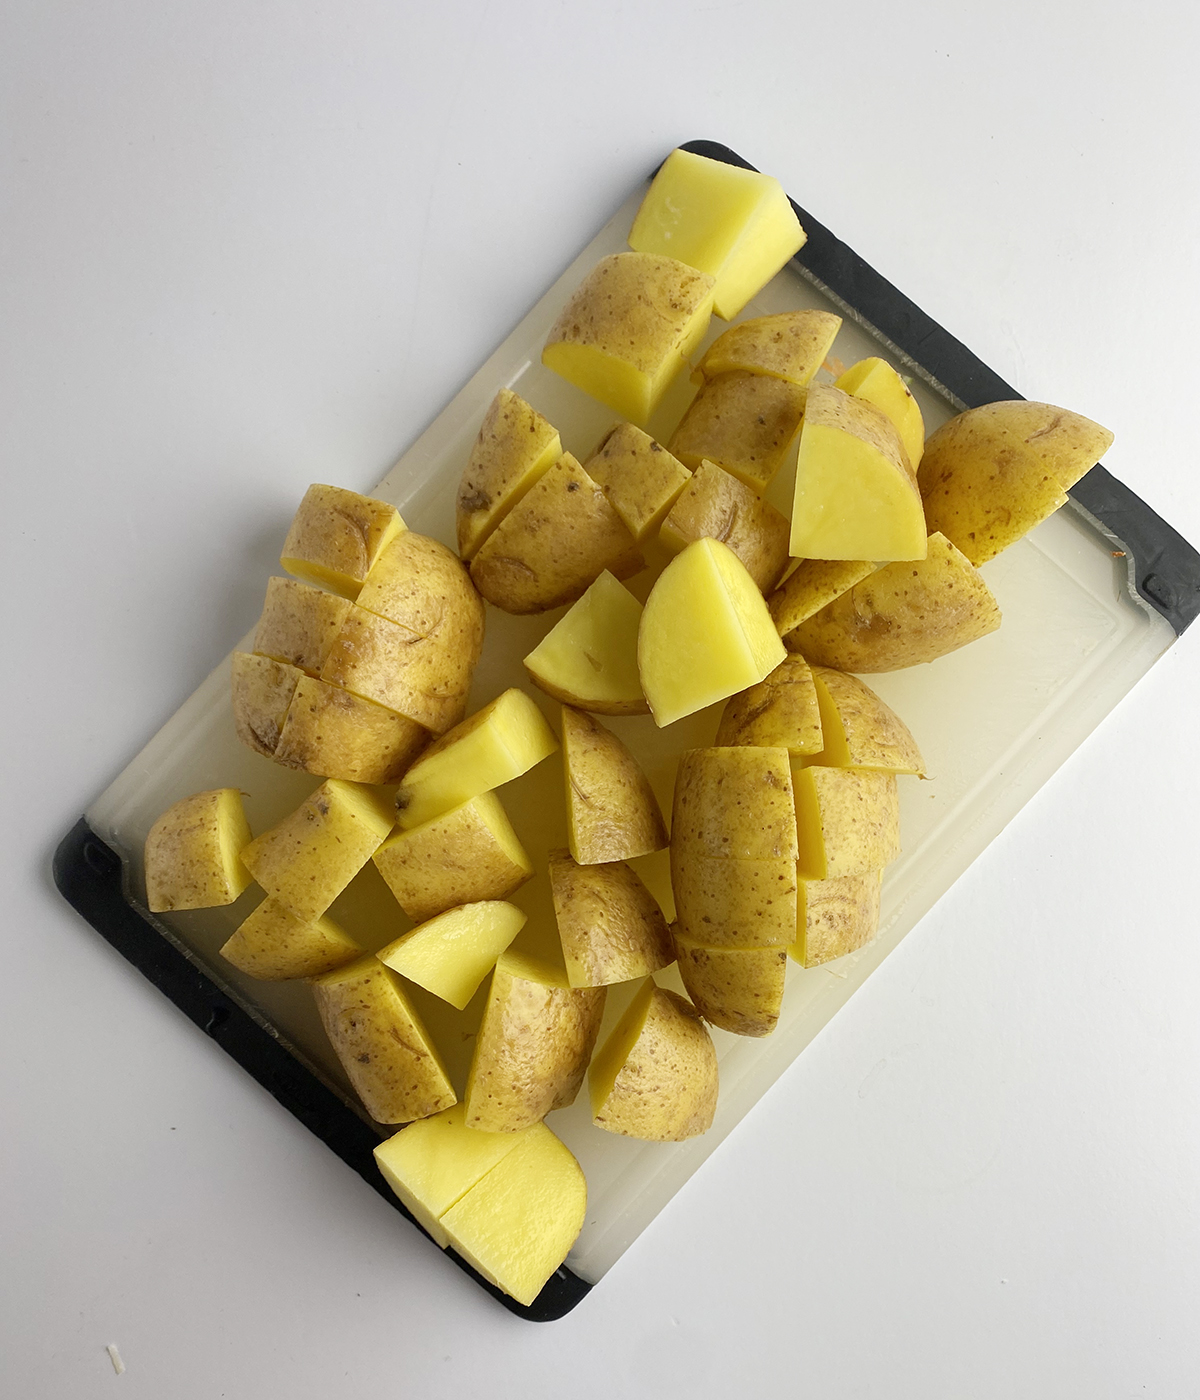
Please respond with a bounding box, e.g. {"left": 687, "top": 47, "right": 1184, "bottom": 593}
{"left": 219, "top": 897, "right": 362, "bottom": 981}
{"left": 628, "top": 147, "right": 806, "bottom": 321}
{"left": 455, "top": 388, "right": 562, "bottom": 561}
{"left": 562, "top": 706, "right": 667, "bottom": 865}
{"left": 273, "top": 675, "right": 429, "bottom": 785}
{"left": 767, "top": 558, "right": 876, "bottom": 637}
{"left": 695, "top": 309, "right": 841, "bottom": 386}
{"left": 791, "top": 384, "right": 927, "bottom": 561}
{"left": 464, "top": 951, "right": 606, "bottom": 1132}
{"left": 311, "top": 957, "right": 456, "bottom": 1124}
{"left": 671, "top": 746, "right": 798, "bottom": 861}
{"left": 917, "top": 400, "right": 1114, "bottom": 565}
{"left": 713, "top": 654, "right": 823, "bottom": 756}
{"left": 790, "top": 871, "right": 882, "bottom": 967}
{"left": 230, "top": 652, "right": 302, "bottom": 759}
{"left": 373, "top": 790, "right": 532, "bottom": 923}
{"left": 671, "top": 849, "right": 798, "bottom": 949}
{"left": 786, "top": 532, "right": 1001, "bottom": 671}
{"left": 469, "top": 453, "right": 643, "bottom": 615}
{"left": 280, "top": 484, "right": 406, "bottom": 599}
{"left": 638, "top": 538, "right": 786, "bottom": 727}
{"left": 144, "top": 788, "right": 253, "bottom": 913}
{"left": 804, "top": 667, "right": 925, "bottom": 776}
{"left": 668, "top": 371, "right": 806, "bottom": 494}
{"left": 672, "top": 935, "right": 787, "bottom": 1037}
{"left": 376, "top": 901, "right": 526, "bottom": 1011}
{"left": 239, "top": 779, "right": 395, "bottom": 922}
{"left": 835, "top": 357, "right": 924, "bottom": 474}
{"left": 793, "top": 766, "right": 900, "bottom": 880}
{"left": 660, "top": 460, "right": 790, "bottom": 593}
{"left": 582, "top": 423, "right": 691, "bottom": 542}
{"left": 252, "top": 577, "right": 352, "bottom": 674}
{"left": 589, "top": 980, "right": 718, "bottom": 1141}
{"left": 522, "top": 571, "right": 648, "bottom": 716}
{"left": 542, "top": 252, "right": 714, "bottom": 424}
{"left": 549, "top": 851, "right": 674, "bottom": 988}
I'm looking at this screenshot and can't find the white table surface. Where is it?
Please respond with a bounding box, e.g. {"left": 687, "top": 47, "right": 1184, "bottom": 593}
{"left": 4, "top": 3, "right": 1199, "bottom": 1396}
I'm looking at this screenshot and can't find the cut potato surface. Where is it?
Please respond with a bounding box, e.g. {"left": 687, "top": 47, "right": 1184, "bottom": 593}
{"left": 562, "top": 706, "right": 667, "bottom": 865}
{"left": 549, "top": 851, "right": 674, "bottom": 988}
{"left": 311, "top": 957, "right": 456, "bottom": 1124}
{"left": 668, "top": 371, "right": 806, "bottom": 494}
{"left": 835, "top": 357, "right": 925, "bottom": 475}
{"left": 523, "top": 571, "right": 647, "bottom": 716}
{"left": 220, "top": 897, "right": 362, "bottom": 981}
{"left": 791, "top": 871, "right": 882, "bottom": 968}
{"left": 628, "top": 147, "right": 806, "bottom": 321}
{"left": 542, "top": 252, "right": 714, "bottom": 425}
{"left": 793, "top": 766, "right": 900, "bottom": 881}
{"left": 791, "top": 384, "right": 928, "bottom": 561}
{"left": 638, "top": 538, "right": 786, "bottom": 727}
{"left": 583, "top": 423, "right": 691, "bottom": 543}
{"left": 377, "top": 901, "right": 526, "bottom": 1011}
{"left": 673, "top": 935, "right": 787, "bottom": 1038}
{"left": 273, "top": 674, "right": 429, "bottom": 785}
{"left": 280, "top": 484, "right": 406, "bottom": 599}
{"left": 394, "top": 688, "right": 558, "bottom": 830}
{"left": 373, "top": 791, "right": 532, "bottom": 923}
{"left": 696, "top": 308, "right": 841, "bottom": 386}
{"left": 144, "top": 788, "right": 253, "bottom": 913}
{"left": 787, "top": 532, "right": 1001, "bottom": 671}
{"left": 714, "top": 654, "right": 823, "bottom": 756}
{"left": 455, "top": 389, "right": 562, "bottom": 561}
{"left": 589, "top": 980, "right": 718, "bottom": 1141}
{"left": 659, "top": 459, "right": 790, "bottom": 593}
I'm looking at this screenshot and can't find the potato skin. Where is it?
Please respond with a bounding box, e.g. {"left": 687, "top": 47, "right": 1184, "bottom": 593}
{"left": 550, "top": 851, "right": 674, "bottom": 988}
{"left": 673, "top": 937, "right": 787, "bottom": 1037}
{"left": 714, "top": 654, "right": 822, "bottom": 755}
{"left": 660, "top": 460, "right": 790, "bottom": 593}
{"left": 563, "top": 707, "right": 667, "bottom": 864}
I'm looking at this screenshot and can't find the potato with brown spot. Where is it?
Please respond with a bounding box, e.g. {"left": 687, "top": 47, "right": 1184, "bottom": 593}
{"left": 669, "top": 371, "right": 805, "bottom": 494}
{"left": 660, "top": 460, "right": 790, "bottom": 592}
{"left": 673, "top": 935, "right": 787, "bottom": 1037}
{"left": 562, "top": 706, "right": 667, "bottom": 864}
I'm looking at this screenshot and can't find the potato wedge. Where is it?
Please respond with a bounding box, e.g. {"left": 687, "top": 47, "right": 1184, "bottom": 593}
{"left": 376, "top": 901, "right": 526, "bottom": 1011}
{"left": 230, "top": 652, "right": 302, "bottom": 759}
{"left": 835, "top": 357, "right": 924, "bottom": 475}
{"left": 583, "top": 423, "right": 691, "bottom": 543}
{"left": 144, "top": 788, "right": 253, "bottom": 913}
{"left": 549, "top": 851, "right": 673, "bottom": 988}
{"left": 220, "top": 898, "right": 362, "bottom": 981}
{"left": 790, "top": 871, "right": 883, "bottom": 967}
{"left": 562, "top": 706, "right": 667, "bottom": 865}
{"left": 659, "top": 459, "right": 790, "bottom": 593}
{"left": 252, "top": 577, "right": 353, "bottom": 674}
{"left": 280, "top": 484, "right": 405, "bottom": 600}
{"left": 672, "top": 935, "right": 787, "bottom": 1037}
{"left": 713, "top": 654, "right": 823, "bottom": 757}
{"left": 671, "top": 850, "right": 798, "bottom": 949}
{"left": 695, "top": 308, "right": 841, "bottom": 386}
{"left": 671, "top": 746, "right": 798, "bottom": 861}
{"left": 767, "top": 558, "right": 876, "bottom": 637}
{"left": 668, "top": 371, "right": 805, "bottom": 494}
{"left": 802, "top": 667, "right": 925, "bottom": 776}
{"left": 273, "top": 675, "right": 429, "bottom": 785}
{"left": 793, "top": 766, "right": 900, "bottom": 880}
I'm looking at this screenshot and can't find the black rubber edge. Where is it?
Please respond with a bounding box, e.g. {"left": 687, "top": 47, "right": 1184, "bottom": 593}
{"left": 51, "top": 817, "right": 592, "bottom": 1323}
{"left": 678, "top": 139, "right": 1200, "bottom": 635}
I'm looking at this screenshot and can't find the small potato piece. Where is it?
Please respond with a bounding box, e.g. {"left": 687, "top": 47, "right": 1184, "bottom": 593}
{"left": 220, "top": 897, "right": 362, "bottom": 981}
{"left": 793, "top": 766, "right": 900, "bottom": 880}
{"left": 589, "top": 980, "right": 718, "bottom": 1141}
{"left": 638, "top": 538, "right": 786, "bottom": 727}
{"left": 791, "top": 871, "right": 883, "bottom": 967}
{"left": 312, "top": 957, "right": 456, "bottom": 1124}
{"left": 583, "top": 423, "right": 692, "bottom": 542}
{"left": 671, "top": 746, "right": 798, "bottom": 861}
{"left": 464, "top": 951, "right": 606, "bottom": 1132}
{"left": 714, "top": 654, "right": 823, "bottom": 757}
{"left": 787, "top": 532, "right": 1001, "bottom": 671}
{"left": 542, "top": 252, "right": 715, "bottom": 425}
{"left": 549, "top": 851, "right": 674, "bottom": 988}
{"left": 835, "top": 357, "right": 925, "bottom": 475}
{"left": 252, "top": 577, "right": 353, "bottom": 674}
{"left": 671, "top": 851, "right": 798, "bottom": 949}
{"left": 394, "top": 689, "right": 558, "bottom": 831}
{"left": 281, "top": 484, "right": 406, "bottom": 599}
{"left": 470, "top": 453, "right": 643, "bottom": 615}
{"left": 523, "top": 571, "right": 648, "bottom": 716}
{"left": 562, "top": 706, "right": 667, "bottom": 865}
{"left": 377, "top": 901, "right": 526, "bottom": 1011}
{"left": 669, "top": 372, "right": 806, "bottom": 494}
{"left": 456, "top": 389, "right": 562, "bottom": 561}
{"left": 768, "top": 558, "right": 876, "bottom": 637}
{"left": 673, "top": 935, "right": 787, "bottom": 1037}
{"left": 660, "top": 460, "right": 790, "bottom": 593}
{"left": 230, "top": 652, "right": 303, "bottom": 759}
{"left": 803, "top": 667, "right": 925, "bottom": 776}
{"left": 628, "top": 148, "right": 806, "bottom": 321}
{"left": 240, "top": 779, "right": 395, "bottom": 923}
{"left": 791, "top": 384, "right": 927, "bottom": 561}
{"left": 373, "top": 791, "right": 532, "bottom": 923}
{"left": 144, "top": 788, "right": 253, "bottom": 913}
{"left": 274, "top": 675, "right": 429, "bottom": 785}
{"left": 695, "top": 309, "right": 841, "bottom": 386}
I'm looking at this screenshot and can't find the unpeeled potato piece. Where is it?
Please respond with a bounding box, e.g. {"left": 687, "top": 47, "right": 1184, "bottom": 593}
{"left": 274, "top": 674, "right": 429, "bottom": 785}
{"left": 768, "top": 558, "right": 876, "bottom": 637}
{"left": 220, "top": 897, "right": 362, "bottom": 981}
{"left": 659, "top": 460, "right": 790, "bottom": 594}
{"left": 791, "top": 871, "right": 882, "bottom": 968}
{"left": 793, "top": 766, "right": 900, "bottom": 881}
{"left": 835, "top": 357, "right": 924, "bottom": 475}
{"left": 714, "top": 654, "right": 823, "bottom": 757}
{"left": 695, "top": 308, "right": 841, "bottom": 386}
{"left": 144, "top": 788, "right": 253, "bottom": 913}
{"left": 672, "top": 935, "right": 787, "bottom": 1038}
{"left": 669, "top": 371, "right": 805, "bottom": 494}
{"left": 803, "top": 667, "right": 925, "bottom": 777}
{"left": 562, "top": 706, "right": 667, "bottom": 865}
{"left": 549, "top": 851, "right": 674, "bottom": 988}
{"left": 231, "top": 652, "right": 302, "bottom": 760}
{"left": 583, "top": 423, "right": 691, "bottom": 543}
{"left": 280, "top": 484, "right": 406, "bottom": 600}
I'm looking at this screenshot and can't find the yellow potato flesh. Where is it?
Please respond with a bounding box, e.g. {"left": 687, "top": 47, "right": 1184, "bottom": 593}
{"left": 373, "top": 790, "right": 532, "bottom": 923}
{"left": 394, "top": 688, "right": 558, "bottom": 830}
{"left": 638, "top": 538, "right": 786, "bottom": 727}
{"left": 376, "top": 901, "right": 526, "bottom": 1012}
{"left": 835, "top": 358, "right": 925, "bottom": 474}
{"left": 523, "top": 571, "right": 647, "bottom": 716}
{"left": 280, "top": 484, "right": 406, "bottom": 600}
{"left": 220, "top": 898, "right": 361, "bottom": 981}
{"left": 628, "top": 148, "right": 806, "bottom": 321}
{"left": 144, "top": 788, "right": 253, "bottom": 913}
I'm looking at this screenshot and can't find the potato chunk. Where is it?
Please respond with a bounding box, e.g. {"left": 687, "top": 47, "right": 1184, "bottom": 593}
{"left": 802, "top": 667, "right": 925, "bottom": 776}
{"left": 582, "top": 423, "right": 691, "bottom": 543}
{"left": 542, "top": 252, "right": 714, "bottom": 425}
{"left": 230, "top": 652, "right": 302, "bottom": 759}
{"left": 273, "top": 675, "right": 429, "bottom": 785}
{"left": 714, "top": 654, "right": 823, "bottom": 757}
{"left": 767, "top": 558, "right": 876, "bottom": 637}
{"left": 144, "top": 788, "right": 253, "bottom": 913}
{"left": 695, "top": 309, "right": 840, "bottom": 385}
{"left": 628, "top": 147, "right": 806, "bottom": 320}
{"left": 673, "top": 936, "right": 787, "bottom": 1038}
{"left": 668, "top": 371, "right": 806, "bottom": 494}
{"left": 549, "top": 852, "right": 673, "bottom": 988}
{"left": 792, "top": 766, "right": 900, "bottom": 880}
{"left": 523, "top": 571, "right": 647, "bottom": 716}
{"left": 562, "top": 706, "right": 667, "bottom": 865}
{"left": 790, "top": 871, "right": 883, "bottom": 968}
{"left": 220, "top": 898, "right": 362, "bottom": 981}
{"left": 252, "top": 577, "right": 353, "bottom": 674}
{"left": 660, "top": 460, "right": 790, "bottom": 593}
{"left": 377, "top": 901, "right": 526, "bottom": 1011}
{"left": 835, "top": 357, "right": 925, "bottom": 475}
{"left": 280, "top": 484, "right": 405, "bottom": 599}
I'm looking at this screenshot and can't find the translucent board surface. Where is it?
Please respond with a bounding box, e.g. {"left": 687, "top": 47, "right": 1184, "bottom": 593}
{"left": 87, "top": 185, "right": 1174, "bottom": 1287}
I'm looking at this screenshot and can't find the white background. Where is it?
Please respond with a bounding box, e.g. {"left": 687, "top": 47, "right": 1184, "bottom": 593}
{"left": 4, "top": 2, "right": 1199, "bottom": 1396}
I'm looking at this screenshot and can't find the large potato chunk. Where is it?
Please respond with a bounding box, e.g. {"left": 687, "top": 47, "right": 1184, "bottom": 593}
{"left": 252, "top": 577, "right": 352, "bottom": 674}
{"left": 562, "top": 706, "right": 667, "bottom": 865}
{"left": 469, "top": 453, "right": 643, "bottom": 615}
{"left": 787, "top": 532, "right": 1001, "bottom": 671}
{"left": 376, "top": 901, "right": 526, "bottom": 1011}
{"left": 582, "top": 423, "right": 691, "bottom": 543}
{"left": 219, "top": 898, "right": 362, "bottom": 981}
{"left": 628, "top": 147, "right": 806, "bottom": 321}
{"left": 835, "top": 357, "right": 925, "bottom": 475}
{"left": 790, "top": 384, "right": 927, "bottom": 561}
{"left": 542, "top": 253, "right": 714, "bottom": 424}
{"left": 589, "top": 980, "right": 718, "bottom": 1141}
{"left": 917, "top": 400, "right": 1114, "bottom": 565}
{"left": 638, "top": 538, "right": 786, "bottom": 727}
{"left": 280, "top": 484, "right": 406, "bottom": 600}
{"left": 714, "top": 654, "right": 823, "bottom": 757}
{"left": 144, "top": 788, "right": 253, "bottom": 913}
{"left": 455, "top": 389, "right": 562, "bottom": 561}
{"left": 668, "top": 371, "right": 806, "bottom": 494}
{"left": 695, "top": 308, "right": 841, "bottom": 386}
{"left": 671, "top": 746, "right": 798, "bottom": 862}
{"left": 549, "top": 852, "right": 674, "bottom": 988}
{"left": 464, "top": 951, "right": 606, "bottom": 1132}
{"left": 659, "top": 460, "right": 791, "bottom": 593}
{"left": 673, "top": 935, "right": 787, "bottom": 1038}
{"left": 230, "top": 652, "right": 302, "bottom": 759}
{"left": 311, "top": 957, "right": 456, "bottom": 1124}
{"left": 672, "top": 851, "right": 799, "bottom": 949}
